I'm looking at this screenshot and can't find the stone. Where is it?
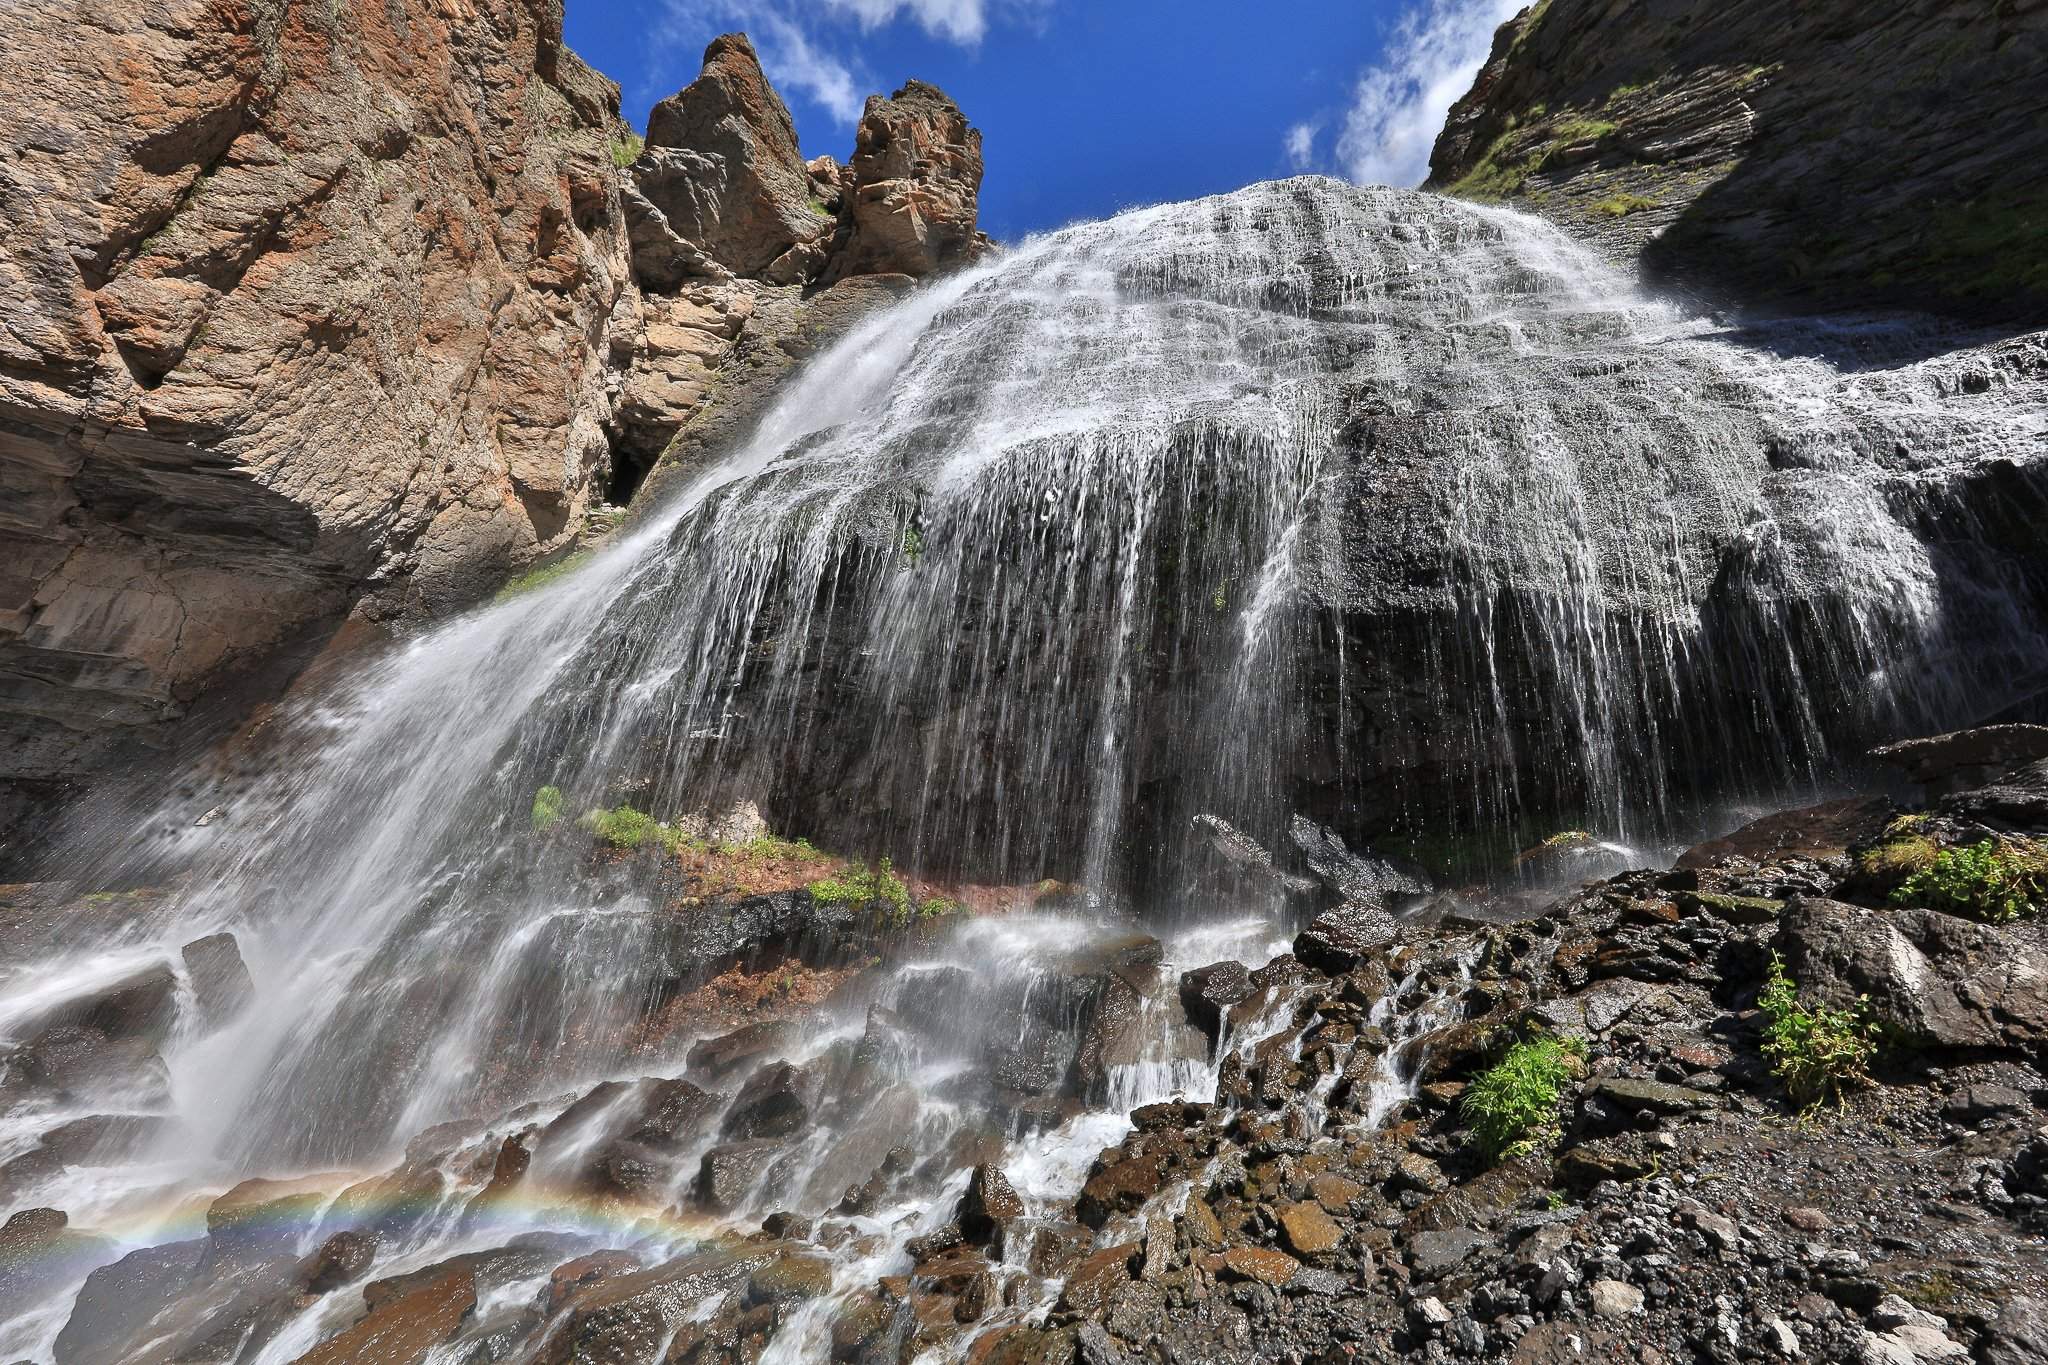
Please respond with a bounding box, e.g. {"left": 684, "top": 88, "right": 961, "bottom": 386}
{"left": 1293, "top": 903, "right": 1398, "bottom": 975}
{"left": 180, "top": 933, "right": 255, "bottom": 1031}
{"left": 1783, "top": 1206, "right": 1833, "bottom": 1232}
{"left": 291, "top": 1267, "right": 476, "bottom": 1365}
{"left": 694, "top": 1139, "right": 782, "bottom": 1212}
{"left": 302, "top": 1230, "right": 378, "bottom": 1295}
{"left": 1058, "top": 1243, "right": 1139, "bottom": 1316}
{"left": 1406, "top": 1227, "right": 1485, "bottom": 1277}
{"left": 1181, "top": 1199, "right": 1224, "bottom": 1251}
{"left": 1308, "top": 1172, "right": 1364, "bottom": 1211}
{"left": 1589, "top": 1278, "right": 1644, "bottom": 1318}
{"left": 536, "top": 1247, "right": 779, "bottom": 1365}
{"left": 957, "top": 1164, "right": 1024, "bottom": 1243}
{"left": 1779, "top": 897, "right": 2048, "bottom": 1052}
{"left": 1944, "top": 1084, "right": 2029, "bottom": 1122}
{"left": 1218, "top": 1247, "right": 1299, "bottom": 1287}
{"left": 686, "top": 1020, "right": 795, "bottom": 1080}
{"left": 1582, "top": 1077, "right": 1715, "bottom": 1116}
{"left": 1874, "top": 725, "right": 2048, "bottom": 796}
{"left": 1981, "top": 1297, "right": 2048, "bottom": 1365}
{"left": 744, "top": 1251, "right": 835, "bottom": 1306}
{"left": 1276, "top": 1201, "right": 1344, "bottom": 1258}
{"left": 1179, "top": 961, "right": 1253, "bottom": 1040}
{"left": 721, "top": 1061, "right": 819, "bottom": 1139}
{"left": 1677, "top": 796, "right": 1896, "bottom": 870}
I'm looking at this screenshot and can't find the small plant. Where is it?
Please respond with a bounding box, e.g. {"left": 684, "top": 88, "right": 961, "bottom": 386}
{"left": 1892, "top": 838, "right": 2047, "bottom": 923}
{"left": 531, "top": 785, "right": 565, "bottom": 832}
{"left": 723, "top": 834, "right": 826, "bottom": 863}
{"left": 578, "top": 804, "right": 689, "bottom": 854}
{"left": 1858, "top": 830, "right": 1940, "bottom": 883}
{"left": 1758, "top": 951, "right": 1875, "bottom": 1109}
{"left": 807, "top": 858, "right": 913, "bottom": 923}
{"left": 609, "top": 132, "right": 643, "bottom": 169}
{"left": 1591, "top": 192, "right": 1658, "bottom": 217}
{"left": 1460, "top": 1034, "right": 1585, "bottom": 1160}
{"left": 494, "top": 550, "right": 592, "bottom": 602}
{"left": 900, "top": 525, "right": 924, "bottom": 566}
{"left": 808, "top": 195, "right": 834, "bottom": 218}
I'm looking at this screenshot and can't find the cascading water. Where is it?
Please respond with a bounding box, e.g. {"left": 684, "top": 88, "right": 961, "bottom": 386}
{"left": 1, "top": 177, "right": 2043, "bottom": 1363}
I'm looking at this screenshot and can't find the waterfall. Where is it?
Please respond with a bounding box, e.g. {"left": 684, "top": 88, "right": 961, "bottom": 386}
{"left": 1, "top": 177, "right": 2042, "bottom": 1363}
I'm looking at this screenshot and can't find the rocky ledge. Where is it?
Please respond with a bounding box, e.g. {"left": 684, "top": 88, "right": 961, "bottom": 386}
{"left": 10, "top": 728, "right": 2048, "bottom": 1363}
{"left": 1427, "top": 0, "right": 2048, "bottom": 322}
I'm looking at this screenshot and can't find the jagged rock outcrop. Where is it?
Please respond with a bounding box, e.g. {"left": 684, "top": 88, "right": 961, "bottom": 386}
{"left": 1425, "top": 0, "right": 2048, "bottom": 321}
{"left": 626, "top": 33, "right": 832, "bottom": 283}
{"left": 822, "top": 81, "right": 991, "bottom": 284}
{"left": 601, "top": 37, "right": 987, "bottom": 497}
{"left": 0, "top": 0, "right": 636, "bottom": 836}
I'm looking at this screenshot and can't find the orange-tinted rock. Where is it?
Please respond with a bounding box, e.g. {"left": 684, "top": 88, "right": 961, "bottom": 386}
{"left": 822, "top": 81, "right": 988, "bottom": 284}
{"left": 290, "top": 1267, "right": 475, "bottom": 1365}
{"left": 1219, "top": 1247, "right": 1300, "bottom": 1287}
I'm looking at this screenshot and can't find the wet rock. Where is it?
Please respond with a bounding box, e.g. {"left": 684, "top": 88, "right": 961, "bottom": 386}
{"left": 1873, "top": 725, "right": 2048, "bottom": 798}
{"left": 33, "top": 963, "right": 178, "bottom": 1043}
{"left": 180, "top": 932, "right": 256, "bottom": 1032}
{"left": 1579, "top": 1076, "right": 1716, "bottom": 1116}
{"left": 687, "top": 1020, "right": 795, "bottom": 1080}
{"left": 1025, "top": 1221, "right": 1095, "bottom": 1278}
{"left": 1076, "top": 1151, "right": 1167, "bottom": 1228}
{"left": 1218, "top": 1247, "right": 1299, "bottom": 1287}
{"left": 206, "top": 1176, "right": 333, "bottom": 1264}
{"left": 292, "top": 1266, "right": 476, "bottom": 1364}
{"left": 1941, "top": 758, "right": 2048, "bottom": 830}
{"left": 53, "top": 1236, "right": 206, "bottom": 1364}
{"left": 722, "top": 1061, "right": 820, "bottom": 1139}
{"left": 1191, "top": 813, "right": 1320, "bottom": 901}
{"left": 537, "top": 1246, "right": 780, "bottom": 1364}
{"left": 745, "top": 1250, "right": 835, "bottom": 1306}
{"left": 1058, "top": 1242, "right": 1139, "bottom": 1315}
{"left": 695, "top": 1138, "right": 783, "bottom": 1211}
{"left": 0, "top": 1208, "right": 111, "bottom": 1322}
{"left": 452, "top": 1307, "right": 544, "bottom": 1364}
{"left": 956, "top": 1163, "right": 1023, "bottom": 1243}
{"left": 11, "top": 1025, "right": 170, "bottom": 1106}
{"left": 1276, "top": 1201, "right": 1344, "bottom": 1258}
{"left": 547, "top": 1252, "right": 643, "bottom": 1313}
{"left": 1105, "top": 1279, "right": 1168, "bottom": 1343}
{"left": 302, "top": 1229, "right": 378, "bottom": 1295}
{"left": 1556, "top": 1135, "right": 1660, "bottom": 1188}
{"left": 1180, "top": 961, "right": 1253, "bottom": 1040}
{"left": 1779, "top": 897, "right": 2048, "bottom": 1052}
{"left": 1677, "top": 796, "right": 1895, "bottom": 870}
{"left": 1293, "top": 903, "right": 1397, "bottom": 975}
{"left": 1288, "top": 814, "right": 1431, "bottom": 907}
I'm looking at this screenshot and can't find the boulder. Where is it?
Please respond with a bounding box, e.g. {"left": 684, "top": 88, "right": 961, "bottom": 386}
{"left": 291, "top": 1266, "right": 476, "bottom": 1365}
{"left": 956, "top": 1164, "right": 1024, "bottom": 1244}
{"left": 1873, "top": 725, "right": 2048, "bottom": 797}
{"left": 537, "top": 1247, "right": 781, "bottom": 1365}
{"left": 1676, "top": 796, "right": 1895, "bottom": 870}
{"left": 636, "top": 34, "right": 831, "bottom": 279}
{"left": 180, "top": 933, "right": 256, "bottom": 1032}
{"left": 1293, "top": 903, "right": 1398, "bottom": 975}
{"left": 1179, "top": 961, "right": 1253, "bottom": 1041}
{"left": 1778, "top": 897, "right": 2048, "bottom": 1052}
{"left": 820, "top": 80, "right": 987, "bottom": 284}
{"left": 695, "top": 1138, "right": 783, "bottom": 1212}
{"left": 1288, "top": 814, "right": 1430, "bottom": 906}
{"left": 1941, "top": 758, "right": 2048, "bottom": 832}
{"left": 722, "top": 1061, "right": 820, "bottom": 1139}
{"left": 687, "top": 1020, "right": 795, "bottom": 1080}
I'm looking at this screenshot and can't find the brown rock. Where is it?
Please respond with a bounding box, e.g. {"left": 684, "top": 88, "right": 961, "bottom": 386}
{"left": 821, "top": 82, "right": 987, "bottom": 284}
{"left": 956, "top": 1163, "right": 1024, "bottom": 1243}
{"left": 1277, "top": 1201, "right": 1344, "bottom": 1258}
{"left": 0, "top": 0, "right": 635, "bottom": 818}
{"left": 635, "top": 34, "right": 830, "bottom": 279}
{"left": 1057, "top": 1242, "right": 1138, "bottom": 1316}
{"left": 1219, "top": 1247, "right": 1300, "bottom": 1287}
{"left": 546, "top": 1250, "right": 641, "bottom": 1312}
{"left": 290, "top": 1267, "right": 475, "bottom": 1365}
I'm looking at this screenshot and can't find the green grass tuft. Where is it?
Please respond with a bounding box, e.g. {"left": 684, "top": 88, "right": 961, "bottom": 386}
{"left": 1758, "top": 951, "right": 1875, "bottom": 1109}
{"left": 1460, "top": 1035, "right": 1585, "bottom": 1160}
{"left": 531, "top": 785, "right": 565, "bottom": 832}
{"left": 1892, "top": 838, "right": 2047, "bottom": 923}
{"left": 494, "top": 551, "right": 592, "bottom": 602}
{"left": 807, "top": 858, "right": 941, "bottom": 925}
{"left": 609, "top": 132, "right": 644, "bottom": 169}
{"left": 1591, "top": 192, "right": 1658, "bottom": 218}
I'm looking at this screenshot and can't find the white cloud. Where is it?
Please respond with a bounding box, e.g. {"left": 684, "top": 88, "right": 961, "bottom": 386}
{"left": 1334, "top": 0, "right": 1526, "bottom": 188}
{"left": 821, "top": 0, "right": 990, "bottom": 44}
{"left": 754, "top": 11, "right": 867, "bottom": 122}
{"left": 1284, "top": 121, "right": 1319, "bottom": 172}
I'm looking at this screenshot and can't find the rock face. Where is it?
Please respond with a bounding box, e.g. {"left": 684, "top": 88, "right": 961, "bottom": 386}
{"left": 0, "top": 0, "right": 634, "bottom": 836}
{"left": 1425, "top": 0, "right": 2048, "bottom": 320}
{"left": 823, "top": 81, "right": 990, "bottom": 284}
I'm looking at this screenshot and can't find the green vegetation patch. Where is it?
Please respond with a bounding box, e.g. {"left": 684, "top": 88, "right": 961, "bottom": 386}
{"left": 1857, "top": 831, "right": 1940, "bottom": 883}
{"left": 808, "top": 858, "right": 912, "bottom": 921}
{"left": 609, "top": 132, "right": 644, "bottom": 169}
{"left": 578, "top": 804, "right": 691, "bottom": 854}
{"left": 495, "top": 550, "right": 592, "bottom": 602}
{"left": 1591, "top": 192, "right": 1659, "bottom": 218}
{"left": 1758, "top": 952, "right": 1875, "bottom": 1109}
{"left": 1892, "top": 837, "right": 2048, "bottom": 924}
{"left": 1460, "top": 1034, "right": 1585, "bottom": 1160}
{"left": 531, "top": 785, "right": 566, "bottom": 832}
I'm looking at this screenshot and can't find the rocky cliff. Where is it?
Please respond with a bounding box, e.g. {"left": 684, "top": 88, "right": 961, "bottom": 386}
{"left": 0, "top": 0, "right": 636, "bottom": 834}
{"left": 0, "top": 17, "right": 986, "bottom": 856}
{"left": 1426, "top": 0, "right": 2048, "bottom": 321}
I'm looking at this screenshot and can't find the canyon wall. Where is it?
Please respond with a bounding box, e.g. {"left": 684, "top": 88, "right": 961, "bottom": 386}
{"left": 0, "top": 11, "right": 985, "bottom": 855}
{"left": 1426, "top": 0, "right": 2048, "bottom": 321}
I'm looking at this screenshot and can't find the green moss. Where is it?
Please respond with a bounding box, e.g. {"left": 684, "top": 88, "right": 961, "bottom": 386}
{"left": 1758, "top": 952, "right": 1874, "bottom": 1109}
{"left": 531, "top": 785, "right": 566, "bottom": 832}
{"left": 1546, "top": 117, "right": 1617, "bottom": 145}
{"left": 808, "top": 195, "right": 835, "bottom": 218}
{"left": 578, "top": 804, "right": 693, "bottom": 854}
{"left": 1893, "top": 838, "right": 2048, "bottom": 923}
{"left": 1460, "top": 1035, "right": 1585, "bottom": 1160}
{"left": 1443, "top": 130, "right": 1541, "bottom": 202}
{"left": 807, "top": 858, "right": 923, "bottom": 925}
{"left": 721, "top": 834, "right": 826, "bottom": 863}
{"left": 609, "top": 132, "right": 644, "bottom": 169}
{"left": 900, "top": 525, "right": 924, "bottom": 566}
{"left": 494, "top": 550, "right": 592, "bottom": 602}
{"left": 1591, "top": 192, "right": 1659, "bottom": 218}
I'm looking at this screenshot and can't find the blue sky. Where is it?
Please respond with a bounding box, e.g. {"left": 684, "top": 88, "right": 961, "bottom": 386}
{"left": 564, "top": 0, "right": 1524, "bottom": 242}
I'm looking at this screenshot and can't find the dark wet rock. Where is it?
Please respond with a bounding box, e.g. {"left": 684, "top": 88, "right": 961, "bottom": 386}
{"left": 1579, "top": 1076, "right": 1716, "bottom": 1116}
{"left": 1779, "top": 897, "right": 2048, "bottom": 1052}
{"left": 1218, "top": 1246, "right": 1299, "bottom": 1287}
{"left": 1677, "top": 796, "right": 1895, "bottom": 871}
{"left": 1942, "top": 758, "right": 2048, "bottom": 831}
{"left": 1191, "top": 813, "right": 1319, "bottom": 900}
{"left": 695, "top": 1138, "right": 783, "bottom": 1211}
{"left": 451, "top": 1306, "right": 544, "bottom": 1364}
{"left": 957, "top": 1163, "right": 1023, "bottom": 1244}
{"left": 1874, "top": 725, "right": 2048, "bottom": 797}
{"left": 301, "top": 1229, "right": 379, "bottom": 1295}
{"left": 1288, "top": 814, "right": 1430, "bottom": 907}
{"left": 1292, "top": 902, "right": 1397, "bottom": 975}
{"left": 1179, "top": 960, "right": 1253, "bottom": 1041}
{"left": 547, "top": 1251, "right": 642, "bottom": 1313}
{"left": 722, "top": 1061, "right": 820, "bottom": 1139}
{"left": 180, "top": 932, "right": 256, "bottom": 1032}
{"left": 364, "top": 1244, "right": 563, "bottom": 1314}
{"left": 744, "top": 1249, "right": 835, "bottom": 1306}
{"left": 687, "top": 1020, "right": 795, "bottom": 1080}
{"left": 1058, "top": 1242, "right": 1140, "bottom": 1315}
{"left": 1982, "top": 1296, "right": 2048, "bottom": 1365}
{"left": 30, "top": 962, "right": 178, "bottom": 1044}
{"left": 205, "top": 1176, "right": 332, "bottom": 1264}
{"left": 53, "top": 1237, "right": 206, "bottom": 1365}
{"left": 0, "top": 1208, "right": 111, "bottom": 1322}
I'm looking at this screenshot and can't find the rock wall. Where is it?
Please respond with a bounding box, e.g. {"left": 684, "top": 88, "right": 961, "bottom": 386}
{"left": 1425, "top": 0, "right": 2048, "bottom": 321}
{"left": 0, "top": 20, "right": 989, "bottom": 855}
{"left": 0, "top": 0, "right": 636, "bottom": 830}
